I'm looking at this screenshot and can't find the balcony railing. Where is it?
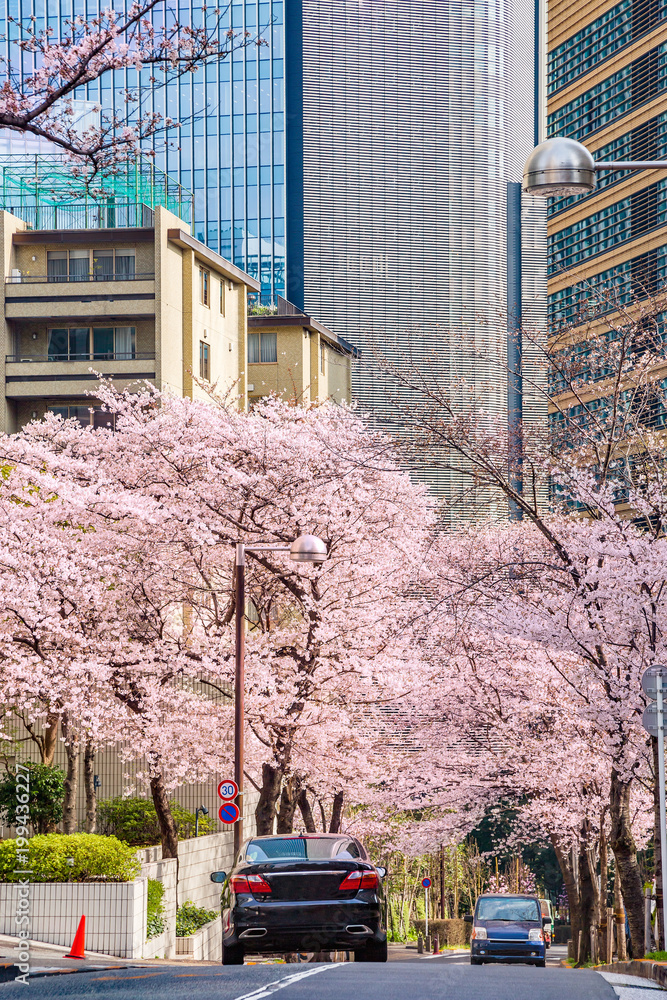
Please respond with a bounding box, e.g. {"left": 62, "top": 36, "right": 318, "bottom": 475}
{"left": 6, "top": 352, "right": 156, "bottom": 363}
{"left": 6, "top": 272, "right": 155, "bottom": 284}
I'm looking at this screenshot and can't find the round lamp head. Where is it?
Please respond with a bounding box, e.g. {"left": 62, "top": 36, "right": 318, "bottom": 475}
{"left": 523, "top": 137, "right": 596, "bottom": 197}
{"left": 289, "top": 534, "right": 328, "bottom": 563}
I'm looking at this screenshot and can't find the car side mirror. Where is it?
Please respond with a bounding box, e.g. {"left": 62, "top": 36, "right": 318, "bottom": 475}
{"left": 543, "top": 917, "right": 551, "bottom": 926}
{"left": 464, "top": 914, "right": 473, "bottom": 923}
{"left": 210, "top": 871, "right": 227, "bottom": 884}
{"left": 376, "top": 866, "right": 387, "bottom": 878}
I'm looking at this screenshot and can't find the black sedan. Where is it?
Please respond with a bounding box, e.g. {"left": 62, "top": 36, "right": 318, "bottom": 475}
{"left": 210, "top": 833, "right": 388, "bottom": 964}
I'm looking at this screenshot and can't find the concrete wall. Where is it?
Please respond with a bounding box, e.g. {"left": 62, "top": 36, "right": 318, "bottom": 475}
{"left": 176, "top": 914, "right": 221, "bottom": 961}
{"left": 140, "top": 856, "right": 177, "bottom": 959}
{"left": 0, "top": 880, "right": 147, "bottom": 958}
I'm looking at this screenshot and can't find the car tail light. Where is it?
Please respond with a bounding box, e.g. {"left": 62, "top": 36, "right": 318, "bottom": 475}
{"left": 230, "top": 874, "right": 272, "bottom": 895}
{"left": 339, "top": 870, "right": 379, "bottom": 892}
{"left": 247, "top": 874, "right": 272, "bottom": 894}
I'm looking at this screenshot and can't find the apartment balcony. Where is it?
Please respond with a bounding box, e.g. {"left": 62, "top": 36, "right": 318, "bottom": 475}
{"left": 4, "top": 273, "right": 156, "bottom": 321}
{"left": 4, "top": 353, "right": 157, "bottom": 398}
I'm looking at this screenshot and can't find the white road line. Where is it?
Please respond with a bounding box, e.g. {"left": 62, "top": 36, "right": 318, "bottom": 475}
{"left": 231, "top": 963, "right": 344, "bottom": 1000}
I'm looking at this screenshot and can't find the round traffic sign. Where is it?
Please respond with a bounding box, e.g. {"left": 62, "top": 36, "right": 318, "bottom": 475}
{"left": 642, "top": 703, "right": 665, "bottom": 737}
{"left": 642, "top": 665, "right": 667, "bottom": 700}
{"left": 218, "top": 779, "right": 239, "bottom": 801}
{"left": 422, "top": 876, "right": 432, "bottom": 888}
{"left": 219, "top": 802, "right": 240, "bottom": 824}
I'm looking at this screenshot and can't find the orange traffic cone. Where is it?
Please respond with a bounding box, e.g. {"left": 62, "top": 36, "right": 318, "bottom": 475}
{"left": 64, "top": 915, "right": 86, "bottom": 959}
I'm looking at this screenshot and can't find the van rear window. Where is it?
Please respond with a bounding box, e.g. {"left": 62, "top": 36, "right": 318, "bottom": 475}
{"left": 476, "top": 897, "right": 541, "bottom": 922}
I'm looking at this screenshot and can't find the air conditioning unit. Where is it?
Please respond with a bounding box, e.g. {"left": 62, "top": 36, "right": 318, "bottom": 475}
{"left": 10, "top": 269, "right": 21, "bottom": 283}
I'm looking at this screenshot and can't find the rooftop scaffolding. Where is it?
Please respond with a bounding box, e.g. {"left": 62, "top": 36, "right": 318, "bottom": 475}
{"left": 0, "top": 155, "right": 193, "bottom": 231}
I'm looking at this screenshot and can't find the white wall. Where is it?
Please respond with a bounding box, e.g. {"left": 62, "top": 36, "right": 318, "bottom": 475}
{"left": 0, "top": 881, "right": 147, "bottom": 958}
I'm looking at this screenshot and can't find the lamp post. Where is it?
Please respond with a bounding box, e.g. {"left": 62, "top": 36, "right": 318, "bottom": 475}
{"left": 233, "top": 534, "right": 328, "bottom": 855}
{"left": 522, "top": 135, "right": 667, "bottom": 197}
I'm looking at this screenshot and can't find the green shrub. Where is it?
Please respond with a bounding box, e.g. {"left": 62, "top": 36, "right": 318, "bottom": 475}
{"left": 98, "top": 797, "right": 215, "bottom": 846}
{"left": 0, "top": 833, "right": 141, "bottom": 883}
{"left": 146, "top": 879, "right": 165, "bottom": 939}
{"left": 0, "top": 763, "right": 65, "bottom": 834}
{"left": 176, "top": 900, "right": 218, "bottom": 937}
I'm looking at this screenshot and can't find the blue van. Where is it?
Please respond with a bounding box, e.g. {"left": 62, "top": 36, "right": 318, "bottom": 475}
{"left": 465, "top": 893, "right": 548, "bottom": 967}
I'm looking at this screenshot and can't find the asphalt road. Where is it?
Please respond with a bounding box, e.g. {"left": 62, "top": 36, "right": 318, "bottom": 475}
{"left": 0, "top": 960, "right": 644, "bottom": 1000}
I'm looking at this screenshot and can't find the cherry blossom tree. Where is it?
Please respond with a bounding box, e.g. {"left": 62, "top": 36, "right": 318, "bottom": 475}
{"left": 0, "top": 384, "right": 433, "bottom": 850}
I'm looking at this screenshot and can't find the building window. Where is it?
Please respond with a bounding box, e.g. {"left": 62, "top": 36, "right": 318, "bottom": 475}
{"left": 320, "top": 342, "right": 326, "bottom": 374}
{"left": 200, "top": 340, "right": 210, "bottom": 380}
{"left": 220, "top": 277, "right": 225, "bottom": 315}
{"left": 200, "top": 267, "right": 210, "bottom": 306}
{"left": 47, "top": 326, "right": 136, "bottom": 361}
{"left": 47, "top": 249, "right": 136, "bottom": 282}
{"left": 248, "top": 331, "right": 277, "bottom": 363}
{"left": 47, "top": 404, "right": 115, "bottom": 429}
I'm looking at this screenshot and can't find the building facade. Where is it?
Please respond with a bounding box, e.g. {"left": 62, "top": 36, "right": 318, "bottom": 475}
{"left": 546, "top": 0, "right": 667, "bottom": 340}
{"left": 290, "top": 2, "right": 546, "bottom": 499}
{"left": 0, "top": 204, "right": 259, "bottom": 433}
{"left": 247, "top": 309, "right": 356, "bottom": 408}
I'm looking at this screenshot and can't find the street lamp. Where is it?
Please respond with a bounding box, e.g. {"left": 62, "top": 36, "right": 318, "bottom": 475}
{"left": 523, "top": 135, "right": 667, "bottom": 197}
{"left": 233, "top": 534, "right": 328, "bottom": 854}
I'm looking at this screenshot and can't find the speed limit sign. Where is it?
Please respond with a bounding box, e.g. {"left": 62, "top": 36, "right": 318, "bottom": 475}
{"left": 217, "top": 780, "right": 239, "bottom": 801}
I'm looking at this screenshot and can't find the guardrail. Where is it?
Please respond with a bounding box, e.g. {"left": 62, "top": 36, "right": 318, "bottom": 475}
{"left": 5, "top": 352, "right": 156, "bottom": 362}
{"left": 5, "top": 273, "right": 155, "bottom": 284}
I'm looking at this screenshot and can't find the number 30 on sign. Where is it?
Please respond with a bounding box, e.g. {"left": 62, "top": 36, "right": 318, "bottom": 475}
{"left": 218, "top": 780, "right": 239, "bottom": 801}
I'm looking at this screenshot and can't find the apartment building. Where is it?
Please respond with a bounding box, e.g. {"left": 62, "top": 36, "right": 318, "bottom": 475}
{"left": 0, "top": 204, "right": 260, "bottom": 432}
{"left": 247, "top": 308, "right": 357, "bottom": 408}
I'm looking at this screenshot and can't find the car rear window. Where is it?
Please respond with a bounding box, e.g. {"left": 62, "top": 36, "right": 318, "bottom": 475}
{"left": 245, "top": 837, "right": 360, "bottom": 862}
{"left": 476, "top": 897, "right": 541, "bottom": 922}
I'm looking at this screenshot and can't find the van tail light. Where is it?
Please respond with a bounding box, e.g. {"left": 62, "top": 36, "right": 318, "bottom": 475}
{"left": 339, "top": 870, "right": 379, "bottom": 892}
{"left": 247, "top": 874, "right": 272, "bottom": 893}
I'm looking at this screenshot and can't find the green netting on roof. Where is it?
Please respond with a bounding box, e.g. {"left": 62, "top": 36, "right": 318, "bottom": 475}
{"left": 0, "top": 155, "right": 193, "bottom": 230}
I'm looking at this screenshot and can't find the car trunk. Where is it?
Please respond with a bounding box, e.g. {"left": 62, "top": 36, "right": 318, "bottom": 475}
{"left": 250, "top": 862, "right": 361, "bottom": 901}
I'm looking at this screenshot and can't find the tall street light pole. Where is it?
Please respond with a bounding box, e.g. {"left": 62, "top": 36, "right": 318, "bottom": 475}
{"left": 522, "top": 135, "right": 667, "bottom": 197}
{"left": 233, "top": 534, "right": 328, "bottom": 856}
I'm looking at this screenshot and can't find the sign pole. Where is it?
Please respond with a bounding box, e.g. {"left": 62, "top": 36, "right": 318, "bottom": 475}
{"left": 234, "top": 543, "right": 245, "bottom": 856}
{"left": 658, "top": 673, "right": 667, "bottom": 951}
{"left": 425, "top": 887, "right": 429, "bottom": 939}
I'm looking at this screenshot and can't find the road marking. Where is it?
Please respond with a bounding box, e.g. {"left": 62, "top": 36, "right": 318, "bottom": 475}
{"left": 231, "top": 963, "right": 344, "bottom": 1000}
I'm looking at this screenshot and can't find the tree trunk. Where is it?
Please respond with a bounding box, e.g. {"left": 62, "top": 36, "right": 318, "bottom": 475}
{"left": 42, "top": 712, "right": 59, "bottom": 766}
{"left": 599, "top": 816, "right": 608, "bottom": 959}
{"left": 654, "top": 736, "right": 663, "bottom": 951}
{"left": 297, "top": 788, "right": 317, "bottom": 833}
{"left": 83, "top": 741, "right": 97, "bottom": 834}
{"left": 255, "top": 763, "right": 282, "bottom": 836}
{"left": 149, "top": 771, "right": 179, "bottom": 859}
{"left": 551, "top": 834, "right": 582, "bottom": 958}
{"left": 61, "top": 734, "right": 79, "bottom": 834}
{"left": 329, "top": 791, "right": 344, "bottom": 833}
{"left": 276, "top": 776, "right": 299, "bottom": 833}
{"left": 577, "top": 824, "right": 600, "bottom": 963}
{"left": 609, "top": 768, "right": 645, "bottom": 958}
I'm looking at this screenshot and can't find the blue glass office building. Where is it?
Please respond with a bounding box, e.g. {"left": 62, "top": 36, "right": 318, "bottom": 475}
{"left": 0, "top": 1, "right": 287, "bottom": 303}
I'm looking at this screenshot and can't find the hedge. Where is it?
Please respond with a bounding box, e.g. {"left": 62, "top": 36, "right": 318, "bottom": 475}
{"left": 176, "top": 900, "right": 218, "bottom": 937}
{"left": 412, "top": 918, "right": 471, "bottom": 946}
{"left": 0, "top": 833, "right": 141, "bottom": 883}
{"left": 98, "top": 797, "right": 215, "bottom": 846}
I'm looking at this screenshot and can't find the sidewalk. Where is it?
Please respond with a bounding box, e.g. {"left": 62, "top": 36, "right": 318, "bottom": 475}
{"left": 0, "top": 934, "right": 157, "bottom": 982}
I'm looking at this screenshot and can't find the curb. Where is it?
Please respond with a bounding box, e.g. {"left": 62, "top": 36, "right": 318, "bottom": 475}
{"left": 1, "top": 963, "right": 137, "bottom": 984}
{"left": 560, "top": 957, "right": 667, "bottom": 987}
{"left": 593, "top": 959, "right": 667, "bottom": 988}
